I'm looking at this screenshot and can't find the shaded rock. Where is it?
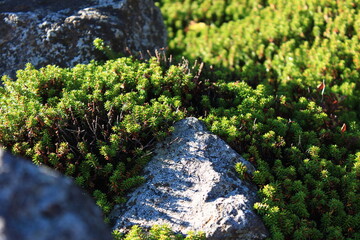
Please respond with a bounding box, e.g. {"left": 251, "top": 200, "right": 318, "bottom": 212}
{"left": 0, "top": 0, "right": 167, "bottom": 78}
{"left": 111, "top": 117, "right": 269, "bottom": 240}
{"left": 0, "top": 148, "right": 112, "bottom": 240}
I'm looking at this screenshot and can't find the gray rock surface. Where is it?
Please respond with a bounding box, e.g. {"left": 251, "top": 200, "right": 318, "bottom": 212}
{"left": 0, "top": 0, "right": 167, "bottom": 78}
{"left": 111, "top": 117, "right": 269, "bottom": 240}
{"left": 0, "top": 148, "right": 112, "bottom": 240}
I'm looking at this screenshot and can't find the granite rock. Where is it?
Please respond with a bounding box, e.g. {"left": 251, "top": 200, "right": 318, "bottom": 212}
{"left": 0, "top": 0, "right": 167, "bottom": 78}
{"left": 111, "top": 117, "right": 269, "bottom": 240}
{"left": 0, "top": 148, "right": 112, "bottom": 240}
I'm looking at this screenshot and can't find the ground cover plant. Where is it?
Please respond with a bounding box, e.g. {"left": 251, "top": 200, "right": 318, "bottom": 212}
{"left": 154, "top": 0, "right": 360, "bottom": 238}
{"left": 0, "top": 0, "right": 359, "bottom": 239}
{"left": 0, "top": 56, "right": 193, "bottom": 216}
{"left": 112, "top": 225, "right": 205, "bottom": 240}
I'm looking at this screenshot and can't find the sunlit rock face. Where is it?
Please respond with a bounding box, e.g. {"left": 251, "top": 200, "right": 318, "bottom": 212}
{"left": 111, "top": 117, "right": 269, "bottom": 240}
{"left": 0, "top": 0, "right": 167, "bottom": 78}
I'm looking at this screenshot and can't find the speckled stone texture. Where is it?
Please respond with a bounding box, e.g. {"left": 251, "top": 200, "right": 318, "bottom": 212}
{"left": 111, "top": 117, "right": 269, "bottom": 240}
{"left": 0, "top": 148, "right": 112, "bottom": 240}
{"left": 0, "top": 0, "right": 167, "bottom": 78}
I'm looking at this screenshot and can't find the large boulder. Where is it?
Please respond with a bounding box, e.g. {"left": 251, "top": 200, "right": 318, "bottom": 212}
{"left": 0, "top": 148, "right": 112, "bottom": 240}
{"left": 111, "top": 117, "right": 269, "bottom": 240}
{"left": 0, "top": 0, "right": 167, "bottom": 78}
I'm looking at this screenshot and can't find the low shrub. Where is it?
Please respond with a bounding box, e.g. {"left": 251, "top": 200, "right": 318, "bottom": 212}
{"left": 154, "top": 0, "right": 360, "bottom": 238}
{"left": 0, "top": 57, "right": 198, "bottom": 218}
{"left": 1, "top": 0, "right": 360, "bottom": 239}
{"left": 1, "top": 53, "right": 359, "bottom": 239}
{"left": 112, "top": 225, "right": 205, "bottom": 240}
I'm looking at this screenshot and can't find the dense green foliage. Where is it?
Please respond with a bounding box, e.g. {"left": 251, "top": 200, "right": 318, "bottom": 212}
{"left": 0, "top": 0, "right": 360, "bottom": 240}
{"left": 156, "top": 0, "right": 360, "bottom": 91}
{"left": 156, "top": 0, "right": 360, "bottom": 121}
{"left": 199, "top": 74, "right": 360, "bottom": 240}
{"left": 112, "top": 225, "right": 205, "bottom": 240}
{"left": 0, "top": 58, "right": 195, "bottom": 217}
{"left": 154, "top": 0, "right": 360, "bottom": 239}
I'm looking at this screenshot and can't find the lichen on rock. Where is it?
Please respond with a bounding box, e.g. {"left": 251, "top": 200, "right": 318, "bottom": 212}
{"left": 111, "top": 117, "right": 269, "bottom": 240}
{"left": 0, "top": 0, "right": 167, "bottom": 78}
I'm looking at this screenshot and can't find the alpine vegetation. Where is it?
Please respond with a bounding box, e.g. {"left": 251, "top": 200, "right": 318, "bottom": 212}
{"left": 0, "top": 0, "right": 359, "bottom": 239}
